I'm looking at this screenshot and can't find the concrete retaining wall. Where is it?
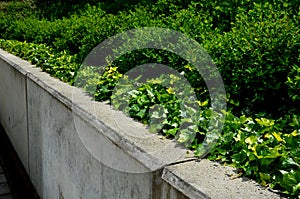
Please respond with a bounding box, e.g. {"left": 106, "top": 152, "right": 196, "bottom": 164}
{"left": 0, "top": 49, "right": 283, "bottom": 199}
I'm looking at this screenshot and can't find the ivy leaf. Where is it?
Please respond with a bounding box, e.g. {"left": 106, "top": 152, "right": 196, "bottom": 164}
{"left": 255, "top": 118, "right": 275, "bottom": 127}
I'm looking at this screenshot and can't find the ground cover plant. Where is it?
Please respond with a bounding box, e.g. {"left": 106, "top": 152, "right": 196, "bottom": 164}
{"left": 0, "top": 0, "right": 299, "bottom": 197}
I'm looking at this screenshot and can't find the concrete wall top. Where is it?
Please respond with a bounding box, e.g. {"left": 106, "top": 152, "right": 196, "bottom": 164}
{"left": 162, "top": 159, "right": 283, "bottom": 199}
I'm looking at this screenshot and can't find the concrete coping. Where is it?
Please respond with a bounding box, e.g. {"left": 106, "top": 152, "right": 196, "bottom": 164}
{"left": 163, "top": 159, "right": 284, "bottom": 199}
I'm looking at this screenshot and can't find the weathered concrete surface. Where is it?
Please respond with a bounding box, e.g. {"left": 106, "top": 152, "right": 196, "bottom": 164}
{"left": 27, "top": 77, "right": 156, "bottom": 198}
{"left": 162, "top": 159, "right": 283, "bottom": 199}
{"left": 0, "top": 50, "right": 29, "bottom": 172}
{"left": 160, "top": 180, "right": 189, "bottom": 199}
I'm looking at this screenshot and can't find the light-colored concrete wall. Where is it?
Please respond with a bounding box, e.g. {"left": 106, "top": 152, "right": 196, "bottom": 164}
{"left": 0, "top": 52, "right": 29, "bottom": 172}
{"left": 26, "top": 77, "right": 153, "bottom": 199}
{"left": 0, "top": 49, "right": 283, "bottom": 199}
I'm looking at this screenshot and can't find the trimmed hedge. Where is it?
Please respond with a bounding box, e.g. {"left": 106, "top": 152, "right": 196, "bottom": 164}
{"left": 1, "top": 1, "right": 298, "bottom": 115}
{"left": 206, "top": 2, "right": 300, "bottom": 116}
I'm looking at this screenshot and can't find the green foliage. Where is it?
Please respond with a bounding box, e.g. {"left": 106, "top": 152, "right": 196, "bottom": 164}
{"left": 117, "top": 82, "right": 182, "bottom": 134}
{"left": 33, "top": 0, "right": 151, "bottom": 20}
{"left": 0, "top": 0, "right": 36, "bottom": 37}
{"left": 0, "top": 39, "right": 78, "bottom": 83}
{"left": 287, "top": 55, "right": 300, "bottom": 102}
{"left": 1, "top": 0, "right": 298, "bottom": 115}
{"left": 111, "top": 72, "right": 207, "bottom": 141}
{"left": 207, "top": 2, "right": 300, "bottom": 116}
{"left": 208, "top": 113, "right": 300, "bottom": 197}
{"left": 94, "top": 66, "right": 123, "bottom": 101}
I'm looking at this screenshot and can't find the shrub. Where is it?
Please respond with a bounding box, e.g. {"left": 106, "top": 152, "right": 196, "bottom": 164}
{"left": 206, "top": 2, "right": 300, "bottom": 116}
{"left": 287, "top": 55, "right": 300, "bottom": 103}
{"left": 0, "top": 39, "right": 78, "bottom": 83}
{"left": 0, "top": 0, "right": 36, "bottom": 37}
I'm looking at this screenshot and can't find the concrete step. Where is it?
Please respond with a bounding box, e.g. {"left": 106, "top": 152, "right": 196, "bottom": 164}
{"left": 0, "top": 165, "right": 12, "bottom": 199}
{"left": 0, "top": 124, "right": 39, "bottom": 199}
